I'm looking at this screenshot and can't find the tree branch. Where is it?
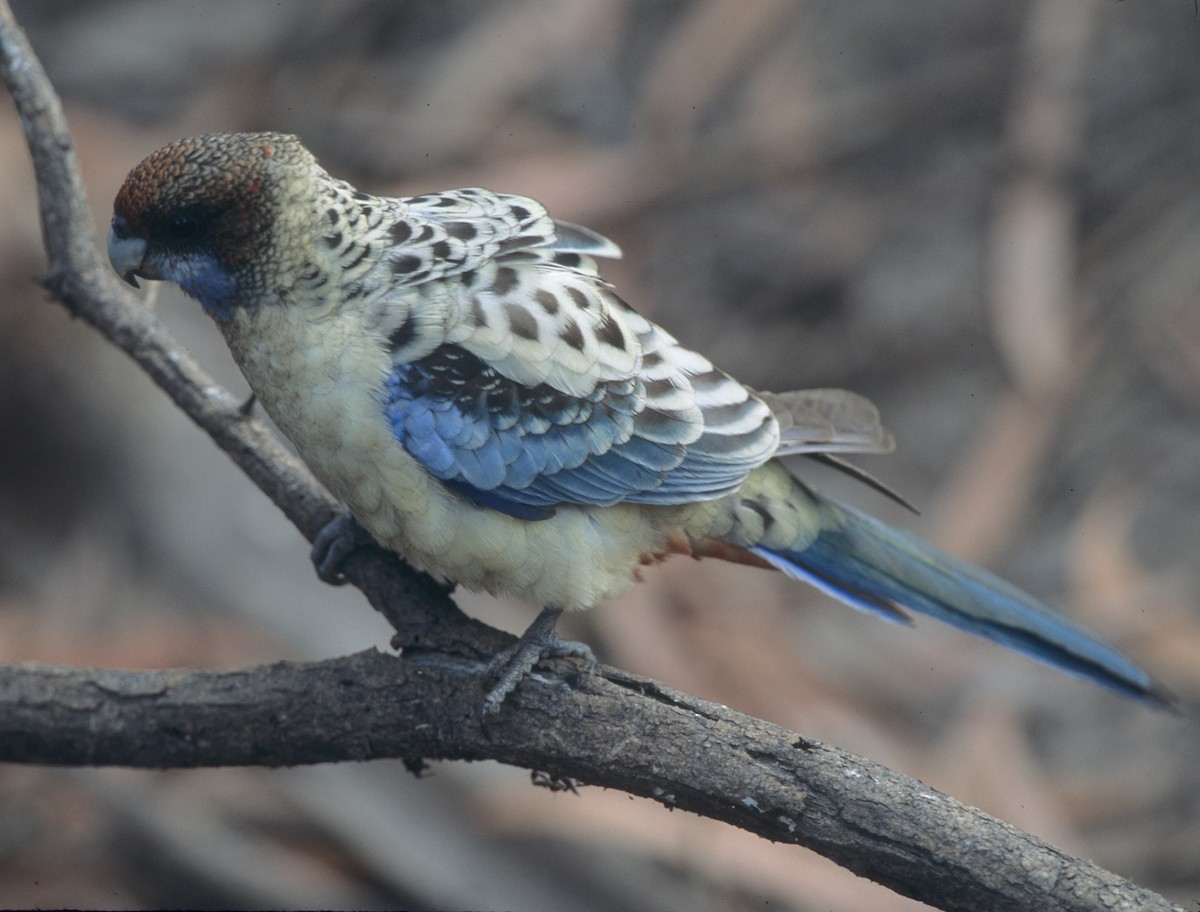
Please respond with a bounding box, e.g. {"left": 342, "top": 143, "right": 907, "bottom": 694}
{"left": 0, "top": 5, "right": 1182, "bottom": 911}
{"left": 0, "top": 652, "right": 1182, "bottom": 912}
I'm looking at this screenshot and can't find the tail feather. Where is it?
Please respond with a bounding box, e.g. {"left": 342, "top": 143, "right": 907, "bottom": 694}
{"left": 751, "top": 494, "right": 1175, "bottom": 708}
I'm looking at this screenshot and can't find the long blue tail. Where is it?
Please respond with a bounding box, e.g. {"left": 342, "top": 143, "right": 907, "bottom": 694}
{"left": 751, "top": 491, "right": 1174, "bottom": 708}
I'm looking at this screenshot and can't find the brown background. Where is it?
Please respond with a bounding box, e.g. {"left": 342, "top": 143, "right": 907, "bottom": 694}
{"left": 1, "top": 1, "right": 1198, "bottom": 909}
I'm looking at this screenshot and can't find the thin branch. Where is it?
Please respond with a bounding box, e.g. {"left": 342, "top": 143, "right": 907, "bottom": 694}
{"left": 0, "top": 5, "right": 1183, "bottom": 912}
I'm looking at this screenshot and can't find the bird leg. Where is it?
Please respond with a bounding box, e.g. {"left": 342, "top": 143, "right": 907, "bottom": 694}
{"left": 483, "top": 607, "right": 595, "bottom": 715}
{"left": 310, "top": 512, "right": 381, "bottom": 584}
{"left": 313, "top": 514, "right": 592, "bottom": 714}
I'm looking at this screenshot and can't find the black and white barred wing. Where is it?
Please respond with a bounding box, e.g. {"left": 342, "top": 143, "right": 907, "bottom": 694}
{"left": 380, "top": 205, "right": 781, "bottom": 518}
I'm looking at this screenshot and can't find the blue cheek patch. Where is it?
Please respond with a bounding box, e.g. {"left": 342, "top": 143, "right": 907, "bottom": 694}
{"left": 167, "top": 254, "right": 239, "bottom": 318}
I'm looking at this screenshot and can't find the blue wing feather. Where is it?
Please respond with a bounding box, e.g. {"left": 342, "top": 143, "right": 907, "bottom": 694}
{"left": 384, "top": 343, "right": 744, "bottom": 517}
{"left": 443, "top": 479, "right": 555, "bottom": 520}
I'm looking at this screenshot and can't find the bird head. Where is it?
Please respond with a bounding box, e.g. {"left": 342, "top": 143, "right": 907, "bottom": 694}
{"left": 109, "top": 132, "right": 312, "bottom": 318}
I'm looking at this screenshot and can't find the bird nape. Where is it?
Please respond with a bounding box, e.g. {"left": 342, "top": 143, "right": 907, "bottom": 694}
{"left": 108, "top": 132, "right": 1176, "bottom": 714}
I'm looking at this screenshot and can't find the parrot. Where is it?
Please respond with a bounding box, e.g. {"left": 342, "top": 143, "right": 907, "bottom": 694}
{"left": 106, "top": 132, "right": 1173, "bottom": 713}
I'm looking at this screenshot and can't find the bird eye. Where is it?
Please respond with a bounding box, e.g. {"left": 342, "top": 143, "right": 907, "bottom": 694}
{"left": 166, "top": 215, "right": 199, "bottom": 242}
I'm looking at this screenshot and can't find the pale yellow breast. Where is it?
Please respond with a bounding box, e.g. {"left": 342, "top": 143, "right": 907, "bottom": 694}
{"left": 218, "top": 302, "right": 668, "bottom": 610}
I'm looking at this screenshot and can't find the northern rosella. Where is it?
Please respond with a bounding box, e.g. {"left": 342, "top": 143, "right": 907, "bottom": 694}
{"left": 107, "top": 133, "right": 1171, "bottom": 712}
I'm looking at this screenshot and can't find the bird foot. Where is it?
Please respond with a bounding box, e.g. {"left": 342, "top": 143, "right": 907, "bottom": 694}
{"left": 482, "top": 607, "right": 595, "bottom": 715}
{"left": 311, "top": 512, "right": 379, "bottom": 584}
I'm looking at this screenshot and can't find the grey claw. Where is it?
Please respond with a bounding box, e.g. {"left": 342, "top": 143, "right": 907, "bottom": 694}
{"left": 482, "top": 607, "right": 595, "bottom": 715}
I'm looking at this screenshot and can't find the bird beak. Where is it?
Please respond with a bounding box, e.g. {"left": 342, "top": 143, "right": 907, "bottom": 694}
{"left": 107, "top": 216, "right": 150, "bottom": 288}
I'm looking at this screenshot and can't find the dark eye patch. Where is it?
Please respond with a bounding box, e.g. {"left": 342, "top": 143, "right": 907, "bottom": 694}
{"left": 156, "top": 202, "right": 225, "bottom": 248}
{"left": 166, "top": 215, "right": 200, "bottom": 242}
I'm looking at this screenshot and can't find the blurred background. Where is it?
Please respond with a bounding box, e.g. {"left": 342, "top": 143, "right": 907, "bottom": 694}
{"left": 2, "top": 1, "right": 1199, "bottom": 908}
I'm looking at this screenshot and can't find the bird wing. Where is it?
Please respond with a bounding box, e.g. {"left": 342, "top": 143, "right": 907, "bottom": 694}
{"left": 374, "top": 187, "right": 621, "bottom": 287}
{"left": 379, "top": 192, "right": 782, "bottom": 518}
{"left": 759, "top": 389, "right": 895, "bottom": 456}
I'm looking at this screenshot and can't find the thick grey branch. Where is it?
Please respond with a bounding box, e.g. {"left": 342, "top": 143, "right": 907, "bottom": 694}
{"left": 0, "top": 5, "right": 1182, "bottom": 912}
{"left": 0, "top": 653, "right": 1181, "bottom": 912}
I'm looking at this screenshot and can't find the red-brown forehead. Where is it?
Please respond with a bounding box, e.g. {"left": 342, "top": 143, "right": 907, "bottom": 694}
{"left": 113, "top": 135, "right": 278, "bottom": 223}
{"left": 113, "top": 142, "right": 188, "bottom": 221}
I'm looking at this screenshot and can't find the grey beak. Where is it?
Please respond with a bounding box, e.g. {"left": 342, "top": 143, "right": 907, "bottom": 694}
{"left": 107, "top": 220, "right": 147, "bottom": 288}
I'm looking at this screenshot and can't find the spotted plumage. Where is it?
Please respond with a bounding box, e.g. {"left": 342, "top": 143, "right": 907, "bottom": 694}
{"left": 107, "top": 132, "right": 1172, "bottom": 711}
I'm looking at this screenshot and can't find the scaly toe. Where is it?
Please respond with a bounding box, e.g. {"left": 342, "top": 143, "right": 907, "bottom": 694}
{"left": 481, "top": 608, "right": 595, "bottom": 715}
{"left": 311, "top": 512, "right": 378, "bottom": 584}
